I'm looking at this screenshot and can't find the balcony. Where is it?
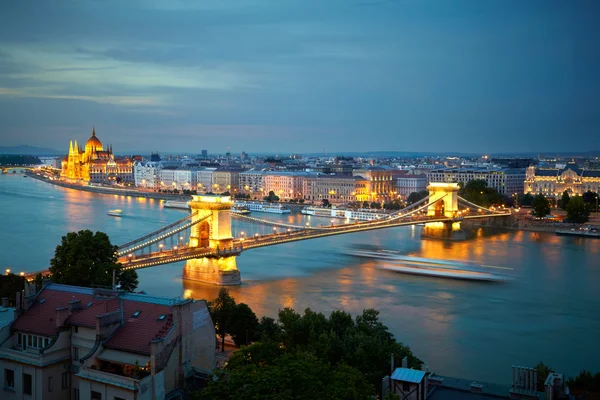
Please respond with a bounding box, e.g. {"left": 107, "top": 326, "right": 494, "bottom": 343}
{"left": 77, "top": 365, "right": 152, "bottom": 391}
{"left": 0, "top": 346, "right": 71, "bottom": 367}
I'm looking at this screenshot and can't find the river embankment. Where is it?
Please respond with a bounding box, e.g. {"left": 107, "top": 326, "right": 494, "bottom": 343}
{"left": 26, "top": 171, "right": 192, "bottom": 202}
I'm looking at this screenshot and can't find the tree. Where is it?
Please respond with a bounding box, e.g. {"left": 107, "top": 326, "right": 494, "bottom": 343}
{"left": 406, "top": 191, "right": 428, "bottom": 205}
{"left": 263, "top": 190, "right": 280, "bottom": 202}
{"left": 49, "top": 230, "right": 137, "bottom": 290}
{"left": 534, "top": 362, "right": 554, "bottom": 391}
{"left": 118, "top": 270, "right": 139, "bottom": 292}
{"left": 321, "top": 199, "right": 331, "bottom": 208}
{"left": 558, "top": 190, "right": 570, "bottom": 210}
{"left": 209, "top": 288, "right": 237, "bottom": 352}
{"left": 257, "top": 316, "right": 283, "bottom": 342}
{"left": 582, "top": 190, "right": 598, "bottom": 207}
{"left": 517, "top": 193, "right": 534, "bottom": 207}
{"left": 531, "top": 194, "right": 551, "bottom": 219}
{"left": 370, "top": 202, "right": 381, "bottom": 209}
{"left": 362, "top": 201, "right": 370, "bottom": 208}
{"left": 565, "top": 195, "right": 590, "bottom": 223}
{"left": 459, "top": 180, "right": 504, "bottom": 208}
{"left": 33, "top": 273, "right": 44, "bottom": 293}
{"left": 229, "top": 303, "right": 260, "bottom": 347}
{"left": 0, "top": 273, "right": 27, "bottom": 306}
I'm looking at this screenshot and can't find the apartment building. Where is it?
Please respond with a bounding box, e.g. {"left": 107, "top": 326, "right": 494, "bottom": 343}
{"left": 352, "top": 167, "right": 395, "bottom": 201}
{"left": 263, "top": 172, "right": 313, "bottom": 200}
{"left": 0, "top": 283, "right": 216, "bottom": 400}
{"left": 239, "top": 170, "right": 269, "bottom": 196}
{"left": 302, "top": 175, "right": 358, "bottom": 204}
{"left": 211, "top": 168, "right": 244, "bottom": 193}
{"left": 397, "top": 174, "right": 428, "bottom": 198}
{"left": 427, "top": 167, "right": 526, "bottom": 196}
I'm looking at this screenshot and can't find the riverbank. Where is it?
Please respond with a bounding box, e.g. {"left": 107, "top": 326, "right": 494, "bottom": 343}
{"left": 26, "top": 171, "right": 192, "bottom": 202}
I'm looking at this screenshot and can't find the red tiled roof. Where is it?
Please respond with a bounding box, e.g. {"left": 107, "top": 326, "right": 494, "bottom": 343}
{"left": 104, "top": 301, "right": 172, "bottom": 355}
{"left": 11, "top": 285, "right": 174, "bottom": 355}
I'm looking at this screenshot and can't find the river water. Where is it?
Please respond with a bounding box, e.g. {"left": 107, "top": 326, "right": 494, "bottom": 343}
{"left": 1, "top": 173, "right": 598, "bottom": 383}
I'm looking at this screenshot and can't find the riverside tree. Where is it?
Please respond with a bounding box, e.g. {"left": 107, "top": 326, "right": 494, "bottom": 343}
{"left": 49, "top": 230, "right": 138, "bottom": 291}
{"left": 565, "top": 195, "right": 590, "bottom": 223}
{"left": 531, "top": 194, "right": 551, "bottom": 219}
{"left": 558, "top": 190, "right": 570, "bottom": 210}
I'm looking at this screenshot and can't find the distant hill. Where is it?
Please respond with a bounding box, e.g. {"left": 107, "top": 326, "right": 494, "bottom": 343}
{"left": 0, "top": 145, "right": 62, "bottom": 156}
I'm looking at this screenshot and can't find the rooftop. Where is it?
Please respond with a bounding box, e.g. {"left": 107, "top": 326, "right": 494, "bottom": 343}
{"left": 11, "top": 283, "right": 184, "bottom": 355}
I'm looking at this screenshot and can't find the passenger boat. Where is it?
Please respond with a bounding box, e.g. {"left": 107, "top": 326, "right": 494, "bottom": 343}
{"left": 231, "top": 205, "right": 251, "bottom": 215}
{"left": 555, "top": 225, "right": 599, "bottom": 238}
{"left": 163, "top": 200, "right": 190, "bottom": 210}
{"left": 235, "top": 201, "right": 290, "bottom": 214}
{"left": 107, "top": 209, "right": 122, "bottom": 217}
{"left": 301, "top": 206, "right": 389, "bottom": 222}
{"left": 347, "top": 246, "right": 510, "bottom": 282}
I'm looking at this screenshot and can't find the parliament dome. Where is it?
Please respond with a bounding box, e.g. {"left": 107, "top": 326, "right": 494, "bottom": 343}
{"left": 85, "top": 127, "right": 103, "bottom": 152}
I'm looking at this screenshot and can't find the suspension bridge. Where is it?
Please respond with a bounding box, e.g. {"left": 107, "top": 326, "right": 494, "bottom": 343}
{"left": 27, "top": 183, "right": 511, "bottom": 285}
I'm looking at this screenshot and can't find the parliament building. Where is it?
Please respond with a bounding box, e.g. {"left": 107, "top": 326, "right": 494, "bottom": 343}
{"left": 61, "top": 127, "right": 133, "bottom": 184}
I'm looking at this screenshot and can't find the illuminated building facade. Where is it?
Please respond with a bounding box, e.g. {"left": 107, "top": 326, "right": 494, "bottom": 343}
{"left": 427, "top": 167, "right": 525, "bottom": 196}
{"left": 302, "top": 175, "right": 359, "bottom": 204}
{"left": 524, "top": 164, "right": 600, "bottom": 197}
{"left": 352, "top": 167, "right": 395, "bottom": 202}
{"left": 61, "top": 128, "right": 133, "bottom": 184}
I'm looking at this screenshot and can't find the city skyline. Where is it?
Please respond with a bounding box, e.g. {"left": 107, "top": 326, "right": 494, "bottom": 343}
{"left": 1, "top": 0, "right": 599, "bottom": 153}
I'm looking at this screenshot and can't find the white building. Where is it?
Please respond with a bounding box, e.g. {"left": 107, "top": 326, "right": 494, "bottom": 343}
{"left": 239, "top": 170, "right": 269, "bottom": 196}
{"left": 263, "top": 171, "right": 313, "bottom": 200}
{"left": 427, "top": 167, "right": 526, "bottom": 196}
{"left": 396, "top": 175, "right": 428, "bottom": 198}
{"left": 196, "top": 168, "right": 216, "bottom": 193}
{"left": 0, "top": 283, "right": 216, "bottom": 400}
{"left": 133, "top": 161, "right": 162, "bottom": 189}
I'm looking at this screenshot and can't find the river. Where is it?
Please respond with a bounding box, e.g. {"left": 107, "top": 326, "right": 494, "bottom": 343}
{"left": 1, "top": 173, "right": 599, "bottom": 383}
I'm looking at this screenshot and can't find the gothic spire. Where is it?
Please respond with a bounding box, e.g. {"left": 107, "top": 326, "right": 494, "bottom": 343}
{"left": 69, "top": 140, "right": 73, "bottom": 154}
{"left": 92, "top": 126, "right": 96, "bottom": 137}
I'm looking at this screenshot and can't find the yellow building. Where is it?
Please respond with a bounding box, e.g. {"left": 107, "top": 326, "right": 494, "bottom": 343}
{"left": 61, "top": 128, "right": 133, "bottom": 184}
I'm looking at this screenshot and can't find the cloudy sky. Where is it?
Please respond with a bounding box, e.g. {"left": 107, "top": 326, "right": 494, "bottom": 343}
{"left": 0, "top": 0, "right": 598, "bottom": 155}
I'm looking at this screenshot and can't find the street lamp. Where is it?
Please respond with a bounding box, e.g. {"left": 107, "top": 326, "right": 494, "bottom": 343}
{"left": 5, "top": 268, "right": 10, "bottom": 275}
{"left": 159, "top": 244, "right": 164, "bottom": 252}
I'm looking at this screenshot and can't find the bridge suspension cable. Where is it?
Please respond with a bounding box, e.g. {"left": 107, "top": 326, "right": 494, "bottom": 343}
{"left": 117, "top": 212, "right": 197, "bottom": 250}
{"left": 231, "top": 213, "right": 326, "bottom": 230}
{"left": 457, "top": 196, "right": 508, "bottom": 215}
{"left": 389, "top": 194, "right": 433, "bottom": 216}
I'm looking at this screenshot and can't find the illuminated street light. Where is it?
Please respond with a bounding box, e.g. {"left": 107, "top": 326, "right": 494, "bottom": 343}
{"left": 20, "top": 272, "right": 25, "bottom": 276}
{"left": 5, "top": 268, "right": 10, "bottom": 275}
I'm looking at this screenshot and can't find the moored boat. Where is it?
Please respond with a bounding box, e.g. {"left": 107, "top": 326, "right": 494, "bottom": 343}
{"left": 301, "top": 206, "right": 388, "bottom": 221}
{"left": 231, "top": 205, "right": 251, "bottom": 215}
{"left": 235, "top": 201, "right": 290, "bottom": 214}
{"left": 555, "top": 225, "right": 599, "bottom": 238}
{"left": 163, "top": 200, "right": 190, "bottom": 210}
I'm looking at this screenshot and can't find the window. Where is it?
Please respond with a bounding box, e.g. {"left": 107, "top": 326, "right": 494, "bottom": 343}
{"left": 4, "top": 369, "right": 14, "bottom": 389}
{"left": 28, "top": 335, "right": 32, "bottom": 346}
{"left": 73, "top": 347, "right": 79, "bottom": 361}
{"left": 74, "top": 389, "right": 80, "bottom": 400}
{"left": 62, "top": 372, "right": 69, "bottom": 389}
{"left": 23, "top": 373, "right": 32, "bottom": 395}
{"left": 74, "top": 326, "right": 79, "bottom": 333}
{"left": 48, "top": 376, "right": 53, "bottom": 392}
{"left": 18, "top": 333, "right": 22, "bottom": 346}
{"left": 91, "top": 390, "right": 102, "bottom": 400}
{"left": 33, "top": 336, "right": 38, "bottom": 348}
{"left": 114, "top": 397, "right": 126, "bottom": 400}
{"left": 44, "top": 338, "right": 49, "bottom": 347}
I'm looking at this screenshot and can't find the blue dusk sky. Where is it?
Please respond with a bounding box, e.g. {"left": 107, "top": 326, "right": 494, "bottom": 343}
{"left": 0, "top": 0, "right": 598, "bottom": 155}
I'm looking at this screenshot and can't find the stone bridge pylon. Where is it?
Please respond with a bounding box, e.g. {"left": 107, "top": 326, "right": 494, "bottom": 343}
{"left": 182, "top": 195, "right": 241, "bottom": 285}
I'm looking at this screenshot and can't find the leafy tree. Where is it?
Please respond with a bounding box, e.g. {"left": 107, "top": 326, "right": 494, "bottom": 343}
{"left": 517, "top": 193, "right": 535, "bottom": 207}
{"left": 567, "top": 369, "right": 600, "bottom": 393}
{"left": 33, "top": 273, "right": 44, "bottom": 293}
{"left": 558, "top": 190, "right": 570, "bottom": 210}
{"left": 257, "top": 316, "right": 283, "bottom": 342}
{"left": 49, "top": 230, "right": 137, "bottom": 290}
{"left": 200, "top": 351, "right": 374, "bottom": 400}
{"left": 531, "top": 194, "right": 551, "bottom": 219}
{"left": 229, "top": 303, "right": 260, "bottom": 347}
{"left": 384, "top": 200, "right": 403, "bottom": 210}
{"left": 406, "top": 191, "right": 429, "bottom": 205}
{"left": 565, "top": 195, "right": 590, "bottom": 223}
{"left": 534, "top": 362, "right": 554, "bottom": 391}
{"left": 362, "top": 201, "right": 370, "bottom": 208}
{"left": 209, "top": 288, "right": 237, "bottom": 352}
{"left": 118, "top": 270, "right": 139, "bottom": 292}
{"left": 321, "top": 199, "right": 331, "bottom": 208}
{"left": 459, "top": 180, "right": 504, "bottom": 207}
{"left": 370, "top": 202, "right": 381, "bottom": 209}
{"left": 582, "top": 190, "right": 598, "bottom": 206}
{"left": 263, "top": 190, "right": 280, "bottom": 202}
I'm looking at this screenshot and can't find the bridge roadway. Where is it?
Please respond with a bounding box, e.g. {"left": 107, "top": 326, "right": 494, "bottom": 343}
{"left": 118, "top": 213, "right": 508, "bottom": 270}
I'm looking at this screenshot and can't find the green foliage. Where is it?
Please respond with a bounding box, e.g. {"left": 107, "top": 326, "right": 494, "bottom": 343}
{"left": 257, "top": 316, "right": 283, "bottom": 342}
{"left": 582, "top": 190, "right": 599, "bottom": 211}
{"left": 565, "top": 195, "right": 590, "bottom": 223}
{"left": 534, "top": 362, "right": 554, "bottom": 391}
{"left": 516, "top": 193, "right": 534, "bottom": 207}
{"left": 118, "top": 270, "right": 139, "bottom": 292}
{"left": 362, "top": 201, "right": 370, "bottom": 208}
{"left": 458, "top": 180, "right": 504, "bottom": 207}
{"left": 531, "top": 194, "right": 551, "bottom": 218}
{"left": 370, "top": 202, "right": 381, "bottom": 209}
{"left": 49, "top": 230, "right": 137, "bottom": 291}
{"left": 263, "top": 190, "right": 280, "bottom": 202}
{"left": 200, "top": 351, "right": 374, "bottom": 400}
{"left": 322, "top": 199, "right": 331, "bottom": 207}
{"left": 383, "top": 200, "right": 403, "bottom": 210}
{"left": 234, "top": 193, "right": 251, "bottom": 199}
{"left": 0, "top": 273, "right": 27, "bottom": 306}
{"left": 567, "top": 370, "right": 600, "bottom": 393}
{"left": 558, "top": 190, "right": 570, "bottom": 210}
{"left": 33, "top": 273, "right": 43, "bottom": 293}
{"left": 406, "top": 191, "right": 428, "bottom": 205}
{"left": 229, "top": 303, "right": 260, "bottom": 347}
{"left": 209, "top": 288, "right": 237, "bottom": 352}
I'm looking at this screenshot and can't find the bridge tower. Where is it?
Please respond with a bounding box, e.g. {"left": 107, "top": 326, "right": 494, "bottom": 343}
{"left": 182, "top": 195, "right": 241, "bottom": 285}
{"left": 422, "top": 182, "right": 465, "bottom": 240}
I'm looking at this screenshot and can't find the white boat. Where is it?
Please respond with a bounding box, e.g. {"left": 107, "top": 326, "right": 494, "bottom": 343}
{"left": 301, "top": 206, "right": 389, "bottom": 222}
{"left": 231, "top": 205, "right": 251, "bottom": 215}
{"left": 163, "top": 200, "right": 190, "bottom": 210}
{"left": 347, "top": 247, "right": 510, "bottom": 282}
{"left": 107, "top": 209, "right": 122, "bottom": 217}
{"left": 235, "top": 201, "right": 290, "bottom": 214}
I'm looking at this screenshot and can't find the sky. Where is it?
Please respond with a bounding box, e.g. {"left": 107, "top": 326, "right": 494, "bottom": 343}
{"left": 0, "top": 0, "right": 599, "bottom": 155}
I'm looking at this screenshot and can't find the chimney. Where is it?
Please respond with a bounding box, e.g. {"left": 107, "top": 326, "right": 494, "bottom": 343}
{"left": 69, "top": 298, "right": 82, "bottom": 313}
{"left": 1, "top": 297, "right": 8, "bottom": 308}
{"left": 15, "top": 291, "right": 22, "bottom": 312}
{"left": 55, "top": 307, "right": 70, "bottom": 328}
{"left": 402, "top": 356, "right": 408, "bottom": 369}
